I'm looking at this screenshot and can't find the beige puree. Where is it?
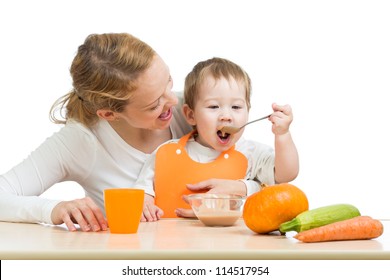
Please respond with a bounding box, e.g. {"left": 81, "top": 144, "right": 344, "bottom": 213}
{"left": 196, "top": 209, "right": 241, "bottom": 226}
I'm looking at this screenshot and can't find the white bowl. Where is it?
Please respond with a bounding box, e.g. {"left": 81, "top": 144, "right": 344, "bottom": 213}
{"left": 187, "top": 193, "right": 246, "bottom": 227}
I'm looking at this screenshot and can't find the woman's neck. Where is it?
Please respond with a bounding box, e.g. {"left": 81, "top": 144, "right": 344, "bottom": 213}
{"left": 108, "top": 121, "right": 172, "bottom": 154}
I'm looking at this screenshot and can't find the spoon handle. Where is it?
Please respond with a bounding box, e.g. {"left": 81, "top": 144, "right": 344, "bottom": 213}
{"left": 240, "top": 114, "right": 271, "bottom": 129}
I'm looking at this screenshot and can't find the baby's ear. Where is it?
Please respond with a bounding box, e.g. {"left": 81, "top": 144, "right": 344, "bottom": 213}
{"left": 182, "top": 104, "right": 197, "bottom": 126}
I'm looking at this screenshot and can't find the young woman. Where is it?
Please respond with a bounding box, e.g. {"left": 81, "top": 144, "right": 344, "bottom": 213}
{"left": 0, "top": 33, "right": 192, "bottom": 232}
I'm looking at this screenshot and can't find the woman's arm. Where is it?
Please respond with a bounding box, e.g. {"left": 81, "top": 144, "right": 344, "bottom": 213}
{"left": 0, "top": 122, "right": 107, "bottom": 231}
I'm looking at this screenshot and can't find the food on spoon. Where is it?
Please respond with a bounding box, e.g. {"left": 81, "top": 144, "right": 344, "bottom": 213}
{"left": 243, "top": 183, "right": 309, "bottom": 234}
{"left": 294, "top": 216, "right": 383, "bottom": 242}
{"left": 279, "top": 204, "right": 361, "bottom": 233}
{"left": 218, "top": 126, "right": 238, "bottom": 137}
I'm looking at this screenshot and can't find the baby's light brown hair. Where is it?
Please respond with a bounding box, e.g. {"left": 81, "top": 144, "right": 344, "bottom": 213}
{"left": 184, "top": 57, "right": 251, "bottom": 110}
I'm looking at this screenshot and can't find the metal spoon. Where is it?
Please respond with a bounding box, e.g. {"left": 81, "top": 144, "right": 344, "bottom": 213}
{"left": 219, "top": 114, "right": 271, "bottom": 136}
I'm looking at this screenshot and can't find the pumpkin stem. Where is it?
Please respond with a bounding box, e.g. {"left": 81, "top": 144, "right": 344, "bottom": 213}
{"left": 260, "top": 183, "right": 268, "bottom": 189}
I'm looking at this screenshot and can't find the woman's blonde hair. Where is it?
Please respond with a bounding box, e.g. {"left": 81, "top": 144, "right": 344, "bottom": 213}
{"left": 184, "top": 57, "right": 252, "bottom": 110}
{"left": 50, "top": 33, "right": 156, "bottom": 127}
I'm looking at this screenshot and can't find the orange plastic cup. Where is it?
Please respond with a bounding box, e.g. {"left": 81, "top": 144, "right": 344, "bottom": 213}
{"left": 104, "top": 188, "right": 145, "bottom": 234}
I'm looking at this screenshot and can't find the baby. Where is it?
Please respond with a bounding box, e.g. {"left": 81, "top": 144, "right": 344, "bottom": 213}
{"left": 136, "top": 57, "right": 299, "bottom": 221}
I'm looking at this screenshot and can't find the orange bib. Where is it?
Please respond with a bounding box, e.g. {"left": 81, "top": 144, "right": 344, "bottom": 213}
{"left": 154, "top": 131, "right": 248, "bottom": 217}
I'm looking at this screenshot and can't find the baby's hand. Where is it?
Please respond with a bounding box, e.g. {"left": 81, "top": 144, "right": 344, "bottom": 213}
{"left": 141, "top": 194, "right": 164, "bottom": 222}
{"left": 269, "top": 103, "right": 293, "bottom": 136}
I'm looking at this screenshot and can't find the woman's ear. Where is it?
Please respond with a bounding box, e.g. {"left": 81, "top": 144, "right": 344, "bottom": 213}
{"left": 182, "top": 104, "right": 196, "bottom": 126}
{"left": 96, "top": 109, "right": 118, "bottom": 121}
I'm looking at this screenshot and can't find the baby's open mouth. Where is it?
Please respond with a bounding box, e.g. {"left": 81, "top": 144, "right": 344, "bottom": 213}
{"left": 217, "top": 130, "right": 230, "bottom": 142}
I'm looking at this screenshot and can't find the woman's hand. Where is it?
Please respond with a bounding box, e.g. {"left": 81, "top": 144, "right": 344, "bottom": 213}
{"left": 186, "top": 179, "right": 247, "bottom": 196}
{"left": 175, "top": 194, "right": 196, "bottom": 218}
{"left": 51, "top": 197, "right": 107, "bottom": 232}
{"left": 175, "top": 179, "right": 247, "bottom": 218}
{"left": 141, "top": 194, "right": 164, "bottom": 222}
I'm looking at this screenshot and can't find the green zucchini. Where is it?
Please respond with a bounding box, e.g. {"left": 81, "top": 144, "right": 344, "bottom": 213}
{"left": 279, "top": 204, "right": 361, "bottom": 233}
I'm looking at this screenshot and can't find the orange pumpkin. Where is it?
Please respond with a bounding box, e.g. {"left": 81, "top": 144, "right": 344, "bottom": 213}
{"left": 243, "top": 183, "right": 309, "bottom": 234}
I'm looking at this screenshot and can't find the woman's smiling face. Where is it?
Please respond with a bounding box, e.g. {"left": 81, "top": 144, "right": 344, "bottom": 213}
{"left": 117, "top": 55, "right": 178, "bottom": 130}
{"left": 185, "top": 75, "right": 249, "bottom": 151}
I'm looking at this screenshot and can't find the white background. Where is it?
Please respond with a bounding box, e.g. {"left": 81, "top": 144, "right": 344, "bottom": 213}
{"left": 1, "top": 0, "right": 389, "bottom": 220}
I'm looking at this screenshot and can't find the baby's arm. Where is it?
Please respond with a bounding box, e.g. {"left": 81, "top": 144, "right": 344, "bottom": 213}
{"left": 270, "top": 103, "right": 299, "bottom": 183}
{"left": 134, "top": 152, "right": 163, "bottom": 222}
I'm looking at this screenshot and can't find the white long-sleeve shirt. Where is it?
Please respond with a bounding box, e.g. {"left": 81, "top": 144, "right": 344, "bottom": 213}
{"left": 135, "top": 137, "right": 275, "bottom": 196}
{"left": 0, "top": 100, "right": 192, "bottom": 225}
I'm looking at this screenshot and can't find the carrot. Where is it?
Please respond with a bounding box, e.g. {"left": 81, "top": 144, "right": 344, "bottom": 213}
{"left": 294, "top": 216, "right": 383, "bottom": 243}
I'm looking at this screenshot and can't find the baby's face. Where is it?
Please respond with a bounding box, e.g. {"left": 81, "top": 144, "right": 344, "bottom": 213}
{"left": 192, "top": 76, "right": 249, "bottom": 151}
